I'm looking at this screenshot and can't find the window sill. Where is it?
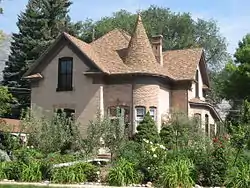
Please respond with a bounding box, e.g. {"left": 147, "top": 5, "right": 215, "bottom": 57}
{"left": 56, "top": 87, "right": 74, "bottom": 92}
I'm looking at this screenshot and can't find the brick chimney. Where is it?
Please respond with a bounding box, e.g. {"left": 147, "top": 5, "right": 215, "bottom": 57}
{"left": 151, "top": 35, "right": 163, "bottom": 66}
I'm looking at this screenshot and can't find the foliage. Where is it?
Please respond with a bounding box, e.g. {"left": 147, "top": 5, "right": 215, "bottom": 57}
{"left": 0, "top": 86, "right": 13, "bottom": 116}
{"left": 12, "top": 148, "right": 44, "bottom": 164}
{"left": 0, "top": 132, "right": 21, "bottom": 152}
{"left": 1, "top": 0, "right": 80, "bottom": 118}
{"left": 108, "top": 158, "right": 142, "bottom": 186}
{"left": 139, "top": 139, "right": 167, "bottom": 183}
{"left": 45, "top": 152, "right": 78, "bottom": 164}
{"left": 20, "top": 160, "right": 42, "bottom": 182}
{"left": 21, "top": 107, "right": 83, "bottom": 154}
{"left": 3, "top": 161, "right": 23, "bottom": 180}
{"left": 116, "top": 141, "right": 142, "bottom": 166}
{"left": 158, "top": 158, "right": 194, "bottom": 188}
{"left": 160, "top": 112, "right": 200, "bottom": 150}
{"left": 51, "top": 162, "right": 98, "bottom": 183}
{"left": 225, "top": 161, "right": 250, "bottom": 188}
{"left": 135, "top": 112, "right": 160, "bottom": 144}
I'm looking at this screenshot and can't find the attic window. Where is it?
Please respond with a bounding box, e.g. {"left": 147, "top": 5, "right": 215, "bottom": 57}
{"left": 57, "top": 57, "right": 73, "bottom": 92}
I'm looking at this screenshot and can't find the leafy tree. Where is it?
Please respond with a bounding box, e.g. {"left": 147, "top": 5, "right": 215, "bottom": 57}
{"left": 2, "top": 0, "right": 79, "bottom": 118}
{"left": 0, "top": 86, "right": 13, "bottom": 116}
{"left": 135, "top": 112, "right": 160, "bottom": 144}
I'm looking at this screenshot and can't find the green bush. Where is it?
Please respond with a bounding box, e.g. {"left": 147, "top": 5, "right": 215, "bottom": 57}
{"left": 158, "top": 158, "right": 194, "bottom": 188}
{"left": 108, "top": 158, "right": 142, "bottom": 186}
{"left": 13, "top": 148, "right": 45, "bottom": 164}
{"left": 51, "top": 162, "right": 98, "bottom": 183}
{"left": 0, "top": 162, "right": 7, "bottom": 180}
{"left": 135, "top": 112, "right": 160, "bottom": 144}
{"left": 116, "top": 141, "right": 142, "bottom": 166}
{"left": 225, "top": 162, "right": 250, "bottom": 188}
{"left": 46, "top": 152, "right": 77, "bottom": 164}
{"left": 3, "top": 161, "right": 23, "bottom": 180}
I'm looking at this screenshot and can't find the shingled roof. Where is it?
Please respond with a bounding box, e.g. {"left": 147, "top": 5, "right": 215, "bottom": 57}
{"left": 24, "top": 14, "right": 206, "bottom": 83}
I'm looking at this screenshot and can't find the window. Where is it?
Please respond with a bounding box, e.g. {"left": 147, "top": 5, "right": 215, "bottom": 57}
{"left": 57, "top": 57, "right": 73, "bottom": 91}
{"left": 107, "top": 105, "right": 130, "bottom": 123}
{"left": 195, "top": 70, "right": 199, "bottom": 98}
{"left": 56, "top": 108, "right": 75, "bottom": 120}
{"left": 135, "top": 106, "right": 146, "bottom": 124}
{"left": 205, "top": 114, "right": 209, "bottom": 136}
{"left": 149, "top": 107, "right": 157, "bottom": 121}
{"left": 194, "top": 113, "right": 201, "bottom": 128}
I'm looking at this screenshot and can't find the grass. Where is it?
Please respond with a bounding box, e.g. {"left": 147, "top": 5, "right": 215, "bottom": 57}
{"left": 0, "top": 185, "right": 67, "bottom": 188}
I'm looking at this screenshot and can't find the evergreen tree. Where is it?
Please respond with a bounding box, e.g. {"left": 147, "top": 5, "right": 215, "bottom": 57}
{"left": 135, "top": 112, "right": 160, "bottom": 144}
{"left": 2, "top": 0, "right": 78, "bottom": 117}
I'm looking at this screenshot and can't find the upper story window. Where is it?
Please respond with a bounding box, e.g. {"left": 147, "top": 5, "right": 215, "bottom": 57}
{"left": 149, "top": 106, "right": 157, "bottom": 121}
{"left": 135, "top": 106, "right": 146, "bottom": 125}
{"left": 205, "top": 114, "right": 209, "bottom": 136}
{"left": 195, "top": 70, "right": 199, "bottom": 98}
{"left": 57, "top": 57, "right": 73, "bottom": 91}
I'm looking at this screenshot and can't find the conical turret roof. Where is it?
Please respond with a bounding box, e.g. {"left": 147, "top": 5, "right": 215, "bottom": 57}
{"left": 125, "top": 14, "right": 158, "bottom": 71}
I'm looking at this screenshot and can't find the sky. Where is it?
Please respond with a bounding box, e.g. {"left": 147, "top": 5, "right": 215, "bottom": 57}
{"left": 1, "top": 0, "right": 250, "bottom": 54}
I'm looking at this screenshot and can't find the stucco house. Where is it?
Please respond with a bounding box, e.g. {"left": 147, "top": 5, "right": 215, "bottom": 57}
{"left": 23, "top": 14, "right": 221, "bottom": 137}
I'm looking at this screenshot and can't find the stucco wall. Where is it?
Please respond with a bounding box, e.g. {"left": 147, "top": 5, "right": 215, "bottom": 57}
{"left": 159, "top": 86, "right": 170, "bottom": 125}
{"left": 171, "top": 89, "right": 188, "bottom": 113}
{"left": 188, "top": 65, "right": 205, "bottom": 101}
{"left": 31, "top": 45, "right": 101, "bottom": 135}
{"left": 189, "top": 106, "right": 216, "bottom": 136}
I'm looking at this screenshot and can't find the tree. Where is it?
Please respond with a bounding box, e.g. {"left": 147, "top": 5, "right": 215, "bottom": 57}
{"left": 0, "top": 86, "right": 13, "bottom": 116}
{"left": 2, "top": 0, "right": 79, "bottom": 117}
{"left": 135, "top": 112, "right": 160, "bottom": 144}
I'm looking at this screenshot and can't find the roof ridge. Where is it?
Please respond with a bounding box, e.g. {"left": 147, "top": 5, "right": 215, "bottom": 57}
{"left": 162, "top": 47, "right": 203, "bottom": 54}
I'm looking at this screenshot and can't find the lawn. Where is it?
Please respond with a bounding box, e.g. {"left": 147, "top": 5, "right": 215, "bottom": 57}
{"left": 0, "top": 185, "right": 65, "bottom": 188}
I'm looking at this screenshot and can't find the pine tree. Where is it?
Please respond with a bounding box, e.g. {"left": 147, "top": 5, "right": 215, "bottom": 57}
{"left": 2, "top": 0, "right": 78, "bottom": 117}
{"left": 135, "top": 112, "right": 160, "bottom": 144}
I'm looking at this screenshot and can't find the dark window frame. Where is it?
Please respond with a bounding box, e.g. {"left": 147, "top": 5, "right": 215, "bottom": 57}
{"left": 205, "top": 114, "right": 209, "bottom": 136}
{"left": 195, "top": 70, "right": 199, "bottom": 98}
{"left": 57, "top": 57, "right": 73, "bottom": 92}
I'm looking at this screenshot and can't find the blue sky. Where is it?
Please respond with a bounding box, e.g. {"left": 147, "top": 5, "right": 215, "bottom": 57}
{"left": 1, "top": 0, "right": 250, "bottom": 54}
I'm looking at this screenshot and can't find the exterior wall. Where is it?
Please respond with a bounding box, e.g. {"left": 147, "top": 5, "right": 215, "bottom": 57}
{"left": 103, "top": 84, "right": 132, "bottom": 111}
{"left": 31, "top": 45, "right": 101, "bottom": 136}
{"left": 188, "top": 65, "right": 205, "bottom": 101}
{"left": 189, "top": 106, "right": 217, "bottom": 136}
{"left": 132, "top": 81, "right": 160, "bottom": 132}
{"left": 159, "top": 86, "right": 170, "bottom": 124}
{"left": 171, "top": 89, "right": 188, "bottom": 113}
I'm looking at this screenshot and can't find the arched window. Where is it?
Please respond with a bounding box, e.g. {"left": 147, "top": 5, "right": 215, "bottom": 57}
{"left": 107, "top": 105, "right": 130, "bottom": 123}
{"left": 205, "top": 114, "right": 209, "bottom": 136}
{"left": 194, "top": 113, "right": 201, "bottom": 128}
{"left": 149, "top": 106, "right": 157, "bottom": 121}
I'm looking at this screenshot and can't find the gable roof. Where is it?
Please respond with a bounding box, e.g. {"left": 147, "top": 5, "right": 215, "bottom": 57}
{"left": 24, "top": 14, "right": 207, "bottom": 84}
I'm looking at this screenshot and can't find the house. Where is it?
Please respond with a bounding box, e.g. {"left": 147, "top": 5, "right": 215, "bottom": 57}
{"left": 23, "top": 14, "right": 221, "bottom": 137}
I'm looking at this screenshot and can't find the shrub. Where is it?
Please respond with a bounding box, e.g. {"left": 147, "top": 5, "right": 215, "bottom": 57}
{"left": 135, "top": 112, "right": 160, "bottom": 144}
{"left": 45, "top": 152, "right": 77, "bottom": 164}
{"left": 108, "top": 158, "right": 142, "bottom": 186}
{"left": 0, "top": 162, "right": 7, "bottom": 180}
{"left": 116, "top": 141, "right": 142, "bottom": 166}
{"left": 225, "top": 162, "right": 250, "bottom": 188}
{"left": 3, "top": 161, "right": 23, "bottom": 180}
{"left": 51, "top": 162, "right": 98, "bottom": 183}
{"left": 13, "top": 148, "right": 45, "bottom": 164}
{"left": 20, "top": 160, "right": 42, "bottom": 182}
{"left": 158, "top": 158, "right": 194, "bottom": 188}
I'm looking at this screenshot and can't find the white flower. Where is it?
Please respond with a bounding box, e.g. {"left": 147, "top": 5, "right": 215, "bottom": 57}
{"left": 149, "top": 141, "right": 153, "bottom": 145}
{"left": 96, "top": 171, "right": 100, "bottom": 175}
{"left": 151, "top": 146, "right": 156, "bottom": 152}
{"left": 31, "top": 146, "right": 34, "bottom": 149}
{"left": 159, "top": 144, "right": 166, "bottom": 150}
{"left": 143, "top": 139, "right": 149, "bottom": 144}
{"left": 147, "top": 167, "right": 150, "bottom": 170}
{"left": 153, "top": 154, "right": 157, "bottom": 158}
{"left": 27, "top": 146, "right": 30, "bottom": 149}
